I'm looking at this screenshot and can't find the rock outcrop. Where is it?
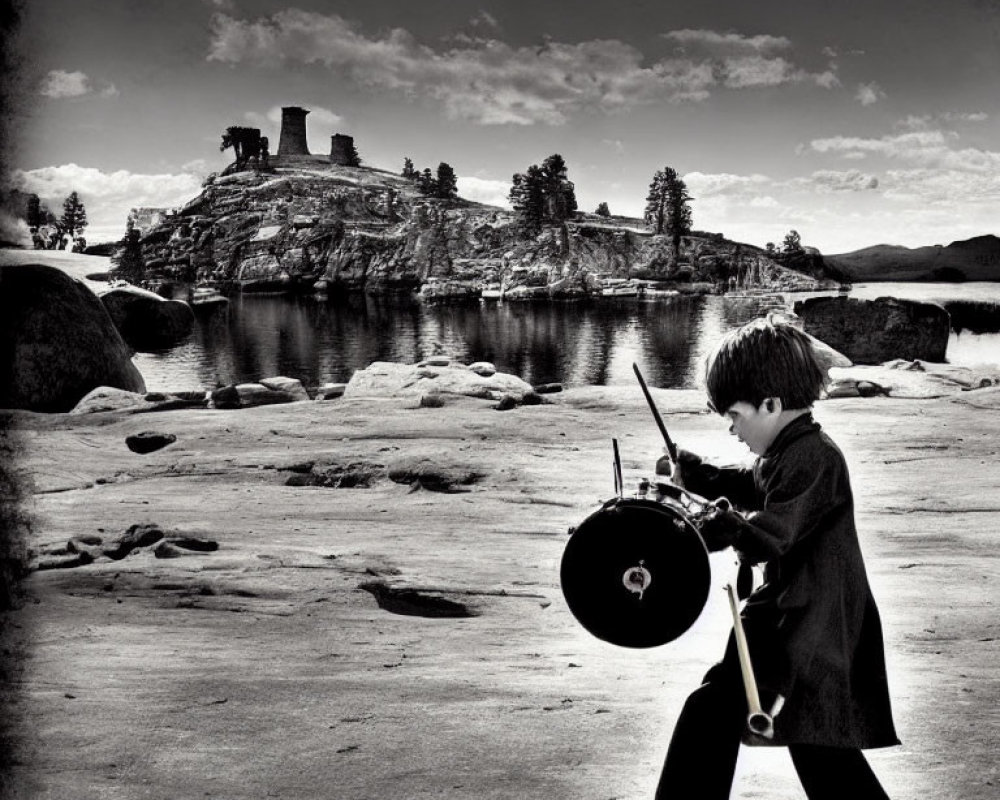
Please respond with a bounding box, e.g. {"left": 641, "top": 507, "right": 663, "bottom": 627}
{"left": 124, "top": 161, "right": 832, "bottom": 298}
{"left": 794, "top": 295, "right": 950, "bottom": 364}
{"left": 0, "top": 264, "right": 146, "bottom": 412}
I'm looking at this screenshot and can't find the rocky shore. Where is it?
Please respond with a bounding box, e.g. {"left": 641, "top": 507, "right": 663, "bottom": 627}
{"left": 2, "top": 367, "right": 999, "bottom": 799}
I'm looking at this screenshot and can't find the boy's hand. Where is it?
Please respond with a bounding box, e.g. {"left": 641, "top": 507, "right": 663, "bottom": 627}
{"left": 655, "top": 447, "right": 702, "bottom": 482}
{"left": 693, "top": 506, "right": 746, "bottom": 552}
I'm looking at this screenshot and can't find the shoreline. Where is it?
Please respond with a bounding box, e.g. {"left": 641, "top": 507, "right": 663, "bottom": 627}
{"left": 2, "top": 383, "right": 999, "bottom": 798}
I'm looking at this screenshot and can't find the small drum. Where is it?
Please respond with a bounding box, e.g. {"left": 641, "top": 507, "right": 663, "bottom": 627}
{"left": 560, "top": 497, "right": 711, "bottom": 648}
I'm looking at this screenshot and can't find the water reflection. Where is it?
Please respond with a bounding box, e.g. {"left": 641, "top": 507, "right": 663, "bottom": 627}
{"left": 134, "top": 284, "right": 1000, "bottom": 392}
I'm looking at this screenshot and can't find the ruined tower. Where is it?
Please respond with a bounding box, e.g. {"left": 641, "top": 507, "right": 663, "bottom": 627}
{"left": 330, "top": 134, "right": 357, "bottom": 166}
{"left": 277, "top": 106, "right": 310, "bottom": 156}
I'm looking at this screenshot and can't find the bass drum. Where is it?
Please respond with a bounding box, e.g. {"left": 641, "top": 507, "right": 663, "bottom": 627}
{"left": 560, "top": 497, "right": 710, "bottom": 648}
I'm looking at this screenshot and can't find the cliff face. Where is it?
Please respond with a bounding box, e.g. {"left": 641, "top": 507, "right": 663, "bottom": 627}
{"left": 825, "top": 235, "right": 1000, "bottom": 282}
{"left": 129, "top": 158, "right": 827, "bottom": 297}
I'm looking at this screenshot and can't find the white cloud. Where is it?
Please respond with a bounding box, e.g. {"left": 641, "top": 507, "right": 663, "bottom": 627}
{"left": 662, "top": 29, "right": 791, "bottom": 53}
{"left": 456, "top": 176, "right": 511, "bottom": 207}
{"left": 206, "top": 12, "right": 840, "bottom": 125}
{"left": 11, "top": 163, "right": 204, "bottom": 242}
{"left": 804, "top": 169, "right": 879, "bottom": 192}
{"left": 809, "top": 129, "right": 1000, "bottom": 172}
{"left": 39, "top": 69, "right": 120, "bottom": 99}
{"left": 683, "top": 171, "right": 772, "bottom": 196}
{"left": 855, "top": 82, "right": 884, "bottom": 106}
{"left": 40, "top": 70, "right": 90, "bottom": 98}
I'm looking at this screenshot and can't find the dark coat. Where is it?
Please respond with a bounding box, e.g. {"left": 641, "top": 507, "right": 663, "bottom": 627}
{"left": 681, "top": 414, "right": 899, "bottom": 749}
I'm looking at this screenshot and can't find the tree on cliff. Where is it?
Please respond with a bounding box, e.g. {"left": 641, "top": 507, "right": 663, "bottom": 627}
{"left": 402, "top": 157, "right": 416, "bottom": 180}
{"left": 60, "top": 192, "right": 88, "bottom": 238}
{"left": 417, "top": 168, "right": 437, "bottom": 196}
{"left": 595, "top": 202, "right": 610, "bottom": 217}
{"left": 645, "top": 167, "right": 692, "bottom": 242}
{"left": 782, "top": 229, "right": 803, "bottom": 256}
{"left": 111, "top": 216, "right": 145, "bottom": 284}
{"left": 539, "top": 154, "right": 577, "bottom": 222}
{"left": 435, "top": 162, "right": 458, "bottom": 200}
{"left": 509, "top": 165, "right": 545, "bottom": 236}
{"left": 509, "top": 154, "right": 576, "bottom": 234}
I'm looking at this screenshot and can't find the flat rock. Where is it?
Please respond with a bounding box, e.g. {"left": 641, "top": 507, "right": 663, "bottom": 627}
{"left": 344, "top": 361, "right": 534, "bottom": 402}
{"left": 71, "top": 387, "right": 152, "bottom": 414}
{"left": 260, "top": 376, "right": 310, "bottom": 402}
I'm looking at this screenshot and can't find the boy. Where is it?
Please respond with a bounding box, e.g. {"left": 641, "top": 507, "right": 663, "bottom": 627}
{"left": 654, "top": 317, "right": 898, "bottom": 799}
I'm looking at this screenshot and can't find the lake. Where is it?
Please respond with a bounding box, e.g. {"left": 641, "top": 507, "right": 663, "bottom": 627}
{"left": 134, "top": 283, "right": 1000, "bottom": 392}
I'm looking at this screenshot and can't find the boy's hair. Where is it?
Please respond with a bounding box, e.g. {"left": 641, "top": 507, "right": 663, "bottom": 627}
{"left": 704, "top": 315, "right": 828, "bottom": 414}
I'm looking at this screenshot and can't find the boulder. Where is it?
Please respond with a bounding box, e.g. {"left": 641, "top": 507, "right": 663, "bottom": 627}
{"left": 344, "top": 361, "right": 535, "bottom": 402}
{"left": 0, "top": 264, "right": 146, "bottom": 412}
{"left": 71, "top": 387, "right": 151, "bottom": 414}
{"left": 99, "top": 285, "right": 194, "bottom": 351}
{"left": 260, "top": 376, "right": 310, "bottom": 402}
{"left": 468, "top": 362, "right": 497, "bottom": 377}
{"left": 794, "top": 296, "right": 950, "bottom": 364}
{"left": 211, "top": 383, "right": 296, "bottom": 409}
{"left": 314, "top": 383, "right": 347, "bottom": 400}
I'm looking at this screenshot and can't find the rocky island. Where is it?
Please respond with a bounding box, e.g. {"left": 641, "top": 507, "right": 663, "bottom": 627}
{"left": 121, "top": 107, "right": 835, "bottom": 301}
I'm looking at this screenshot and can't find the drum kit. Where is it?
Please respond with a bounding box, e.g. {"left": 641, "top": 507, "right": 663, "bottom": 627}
{"left": 559, "top": 363, "right": 777, "bottom": 738}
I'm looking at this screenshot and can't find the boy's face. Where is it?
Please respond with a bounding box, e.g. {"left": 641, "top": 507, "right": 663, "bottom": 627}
{"left": 722, "top": 400, "right": 782, "bottom": 456}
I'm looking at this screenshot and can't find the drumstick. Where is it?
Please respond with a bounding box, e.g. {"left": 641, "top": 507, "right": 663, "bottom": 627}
{"left": 725, "top": 583, "right": 774, "bottom": 738}
{"left": 632, "top": 363, "right": 678, "bottom": 463}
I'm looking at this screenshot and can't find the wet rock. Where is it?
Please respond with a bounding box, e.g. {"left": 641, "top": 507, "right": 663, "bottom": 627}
{"left": 99, "top": 285, "right": 195, "bottom": 351}
{"left": 495, "top": 394, "right": 518, "bottom": 411}
{"left": 533, "top": 383, "right": 564, "bottom": 394}
{"left": 126, "top": 431, "right": 177, "bottom": 454}
{"left": 0, "top": 263, "right": 145, "bottom": 412}
{"left": 795, "top": 295, "right": 950, "bottom": 364}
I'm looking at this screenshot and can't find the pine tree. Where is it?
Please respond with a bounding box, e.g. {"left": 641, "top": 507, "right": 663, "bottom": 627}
{"left": 435, "top": 162, "right": 458, "bottom": 200}
{"left": 26, "top": 194, "right": 42, "bottom": 230}
{"left": 111, "top": 216, "right": 145, "bottom": 284}
{"left": 644, "top": 167, "right": 692, "bottom": 240}
{"left": 417, "top": 168, "right": 437, "bottom": 196}
{"left": 540, "top": 153, "right": 577, "bottom": 222}
{"left": 595, "top": 202, "right": 610, "bottom": 217}
{"left": 60, "top": 191, "right": 88, "bottom": 237}
{"left": 402, "top": 157, "right": 416, "bottom": 179}
{"left": 508, "top": 166, "right": 545, "bottom": 236}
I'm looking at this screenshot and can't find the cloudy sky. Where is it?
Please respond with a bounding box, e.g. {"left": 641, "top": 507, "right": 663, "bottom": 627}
{"left": 5, "top": 0, "right": 1000, "bottom": 252}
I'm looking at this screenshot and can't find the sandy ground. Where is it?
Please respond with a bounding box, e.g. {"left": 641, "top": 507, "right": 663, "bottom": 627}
{"left": 2, "top": 380, "right": 999, "bottom": 800}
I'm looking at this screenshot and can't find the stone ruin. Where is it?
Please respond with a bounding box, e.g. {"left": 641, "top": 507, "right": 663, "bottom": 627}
{"left": 330, "top": 134, "right": 356, "bottom": 166}
{"left": 277, "top": 106, "right": 311, "bottom": 156}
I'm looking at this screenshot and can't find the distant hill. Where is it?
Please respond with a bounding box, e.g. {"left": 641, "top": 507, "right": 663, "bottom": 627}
{"left": 824, "top": 235, "right": 1000, "bottom": 282}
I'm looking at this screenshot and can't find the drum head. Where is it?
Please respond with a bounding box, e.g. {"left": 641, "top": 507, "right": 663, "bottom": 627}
{"left": 560, "top": 498, "right": 710, "bottom": 648}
